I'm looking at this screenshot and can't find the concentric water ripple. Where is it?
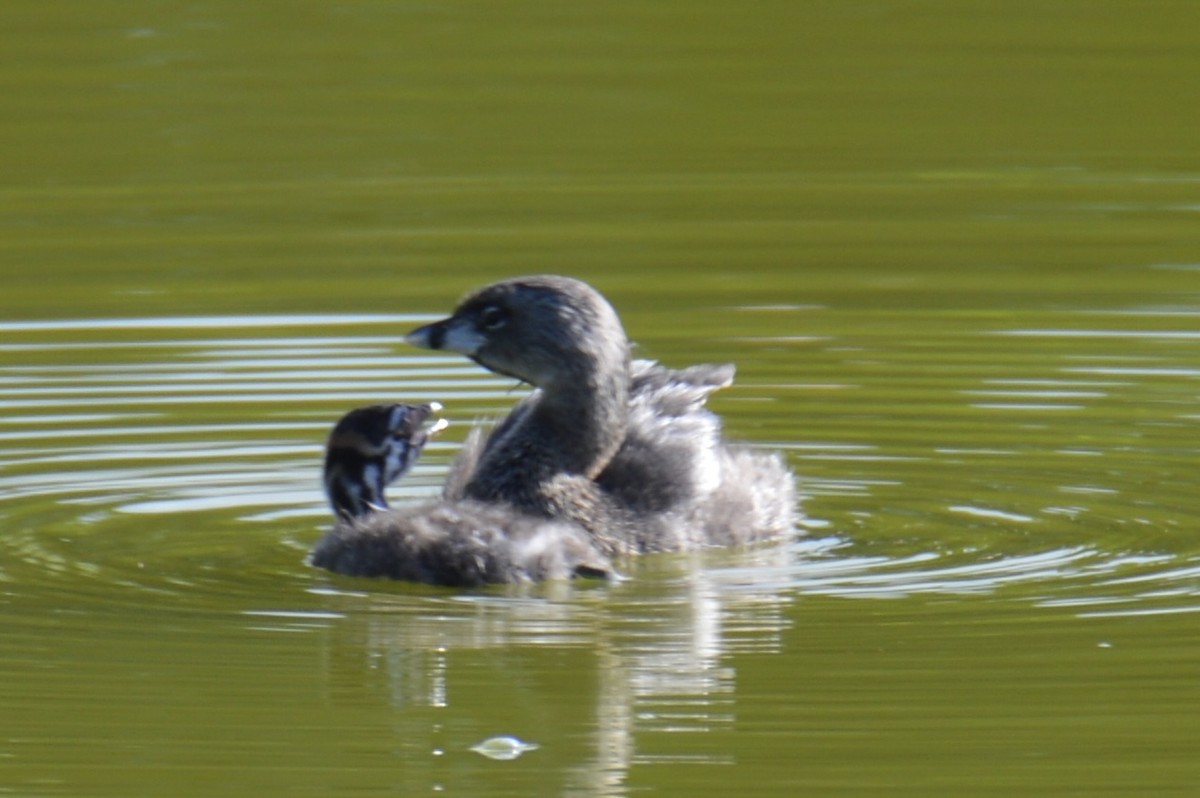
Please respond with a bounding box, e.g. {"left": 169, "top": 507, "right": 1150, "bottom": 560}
{"left": 1, "top": 313, "right": 1197, "bottom": 619}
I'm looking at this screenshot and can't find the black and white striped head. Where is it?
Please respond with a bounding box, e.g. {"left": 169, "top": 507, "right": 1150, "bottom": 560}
{"left": 323, "top": 402, "right": 448, "bottom": 520}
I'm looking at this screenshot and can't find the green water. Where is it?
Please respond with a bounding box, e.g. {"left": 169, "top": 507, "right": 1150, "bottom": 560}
{"left": 3, "top": 2, "right": 1200, "bottom": 795}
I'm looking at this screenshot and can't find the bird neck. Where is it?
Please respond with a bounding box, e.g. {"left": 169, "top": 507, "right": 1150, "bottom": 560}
{"left": 325, "top": 458, "right": 389, "bottom": 520}
{"left": 538, "top": 361, "right": 629, "bottom": 478}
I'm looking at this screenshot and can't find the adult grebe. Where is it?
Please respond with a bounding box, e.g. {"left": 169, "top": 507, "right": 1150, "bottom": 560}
{"left": 406, "top": 275, "right": 797, "bottom": 557}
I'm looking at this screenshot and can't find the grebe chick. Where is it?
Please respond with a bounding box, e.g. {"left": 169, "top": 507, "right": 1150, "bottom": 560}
{"left": 405, "top": 275, "right": 797, "bottom": 555}
{"left": 323, "top": 402, "right": 448, "bottom": 520}
{"left": 310, "top": 402, "right": 612, "bottom": 586}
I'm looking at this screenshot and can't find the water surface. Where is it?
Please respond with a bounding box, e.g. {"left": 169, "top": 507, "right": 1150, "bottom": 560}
{"left": 3, "top": 1, "right": 1200, "bottom": 796}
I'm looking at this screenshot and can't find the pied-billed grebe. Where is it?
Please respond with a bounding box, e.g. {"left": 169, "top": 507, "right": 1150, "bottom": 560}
{"left": 310, "top": 402, "right": 612, "bottom": 586}
{"left": 406, "top": 275, "right": 797, "bottom": 556}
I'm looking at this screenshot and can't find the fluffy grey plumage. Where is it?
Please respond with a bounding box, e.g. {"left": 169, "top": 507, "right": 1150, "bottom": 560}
{"left": 310, "top": 402, "right": 612, "bottom": 586}
{"left": 407, "top": 275, "right": 797, "bottom": 558}
{"left": 313, "top": 275, "right": 797, "bottom": 586}
{"left": 311, "top": 499, "right": 611, "bottom": 586}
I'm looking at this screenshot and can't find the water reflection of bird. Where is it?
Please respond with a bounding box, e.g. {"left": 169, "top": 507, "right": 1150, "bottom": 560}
{"left": 312, "top": 402, "right": 612, "bottom": 586}
{"left": 405, "top": 274, "right": 797, "bottom": 557}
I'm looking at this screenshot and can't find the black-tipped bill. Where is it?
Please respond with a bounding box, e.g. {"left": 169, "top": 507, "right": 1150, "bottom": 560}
{"left": 406, "top": 318, "right": 485, "bottom": 356}
{"left": 405, "top": 320, "right": 446, "bottom": 350}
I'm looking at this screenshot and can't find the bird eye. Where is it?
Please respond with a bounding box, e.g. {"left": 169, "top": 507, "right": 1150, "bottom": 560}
{"left": 478, "top": 304, "right": 508, "bottom": 331}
